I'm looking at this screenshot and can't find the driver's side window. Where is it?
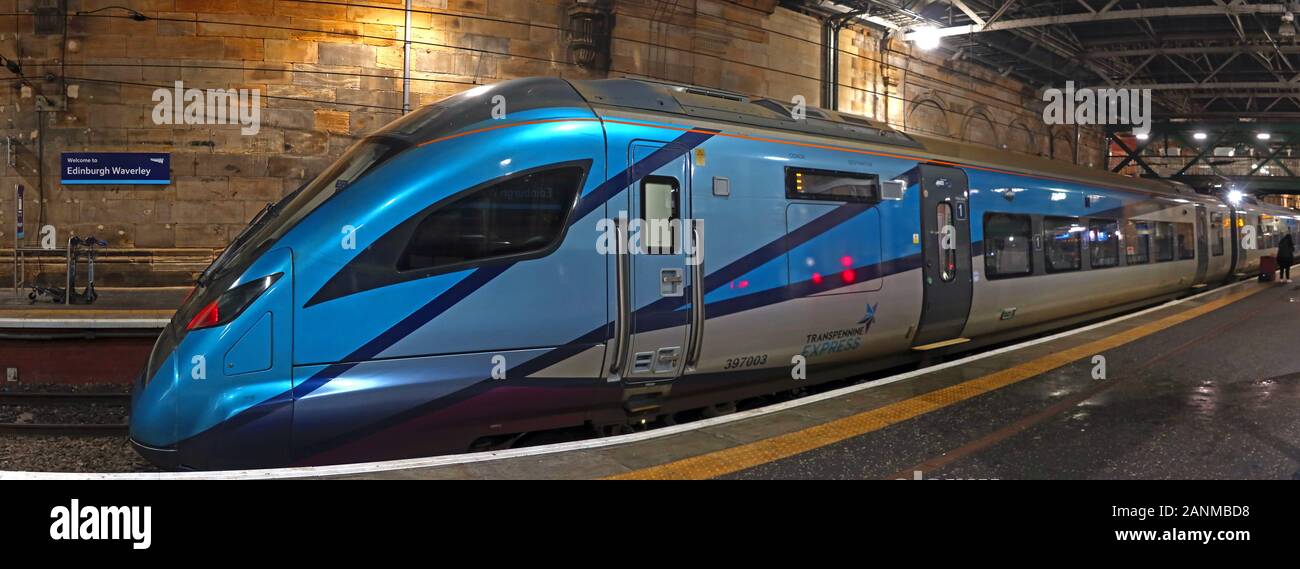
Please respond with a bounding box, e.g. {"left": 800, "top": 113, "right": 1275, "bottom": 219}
{"left": 397, "top": 166, "right": 584, "bottom": 272}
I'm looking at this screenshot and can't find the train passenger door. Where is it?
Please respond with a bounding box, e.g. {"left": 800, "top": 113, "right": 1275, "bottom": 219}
{"left": 912, "top": 164, "right": 973, "bottom": 349}
{"left": 1193, "top": 204, "right": 1209, "bottom": 285}
{"left": 1227, "top": 207, "right": 1241, "bottom": 276}
{"left": 613, "top": 141, "right": 694, "bottom": 384}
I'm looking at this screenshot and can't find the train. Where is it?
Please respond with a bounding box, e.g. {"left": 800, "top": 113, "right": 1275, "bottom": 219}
{"left": 129, "top": 77, "right": 1300, "bottom": 470}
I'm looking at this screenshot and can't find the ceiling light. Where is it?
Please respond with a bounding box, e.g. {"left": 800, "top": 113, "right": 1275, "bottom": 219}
{"left": 1258, "top": 132, "right": 1272, "bottom": 140}
{"left": 911, "top": 27, "right": 941, "bottom": 51}
{"left": 1135, "top": 132, "right": 1149, "bottom": 141}
{"left": 1193, "top": 132, "right": 1208, "bottom": 140}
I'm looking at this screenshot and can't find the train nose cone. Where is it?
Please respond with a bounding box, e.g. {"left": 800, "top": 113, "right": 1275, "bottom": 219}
{"left": 129, "top": 354, "right": 181, "bottom": 468}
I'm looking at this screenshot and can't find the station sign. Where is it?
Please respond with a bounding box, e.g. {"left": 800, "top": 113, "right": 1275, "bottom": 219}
{"left": 61, "top": 152, "right": 171, "bottom": 185}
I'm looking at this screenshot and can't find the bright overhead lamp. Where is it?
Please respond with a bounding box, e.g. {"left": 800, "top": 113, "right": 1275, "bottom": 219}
{"left": 1193, "top": 132, "right": 1208, "bottom": 140}
{"left": 1135, "top": 132, "right": 1149, "bottom": 141}
{"left": 1257, "top": 132, "right": 1272, "bottom": 140}
{"left": 911, "top": 27, "right": 941, "bottom": 51}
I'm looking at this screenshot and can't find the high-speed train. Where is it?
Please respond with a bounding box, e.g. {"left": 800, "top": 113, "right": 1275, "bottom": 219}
{"left": 130, "top": 77, "right": 1300, "bottom": 469}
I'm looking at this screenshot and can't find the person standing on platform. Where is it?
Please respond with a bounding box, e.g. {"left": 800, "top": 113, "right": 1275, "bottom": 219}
{"left": 1278, "top": 233, "right": 1295, "bottom": 283}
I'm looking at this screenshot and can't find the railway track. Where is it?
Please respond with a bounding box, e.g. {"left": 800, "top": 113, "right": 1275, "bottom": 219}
{"left": 0, "top": 392, "right": 130, "bottom": 436}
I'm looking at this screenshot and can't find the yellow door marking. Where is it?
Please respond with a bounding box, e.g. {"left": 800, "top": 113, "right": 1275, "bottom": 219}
{"left": 607, "top": 285, "right": 1266, "bottom": 480}
{"left": 911, "top": 337, "right": 971, "bottom": 351}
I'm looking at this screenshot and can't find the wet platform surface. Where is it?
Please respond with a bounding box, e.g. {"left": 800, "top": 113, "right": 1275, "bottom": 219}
{"left": 342, "top": 278, "right": 1300, "bottom": 480}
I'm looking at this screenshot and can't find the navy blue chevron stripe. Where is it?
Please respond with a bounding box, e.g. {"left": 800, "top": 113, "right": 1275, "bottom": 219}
{"left": 285, "top": 128, "right": 719, "bottom": 400}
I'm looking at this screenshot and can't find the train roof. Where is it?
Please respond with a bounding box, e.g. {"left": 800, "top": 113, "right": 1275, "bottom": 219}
{"left": 566, "top": 78, "right": 1208, "bottom": 201}
{"left": 568, "top": 78, "right": 923, "bottom": 150}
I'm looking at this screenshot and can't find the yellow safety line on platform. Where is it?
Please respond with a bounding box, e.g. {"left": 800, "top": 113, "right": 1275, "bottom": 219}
{"left": 607, "top": 284, "right": 1267, "bottom": 480}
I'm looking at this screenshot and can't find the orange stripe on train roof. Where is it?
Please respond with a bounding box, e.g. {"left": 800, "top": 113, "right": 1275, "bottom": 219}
{"left": 416, "top": 116, "right": 1187, "bottom": 198}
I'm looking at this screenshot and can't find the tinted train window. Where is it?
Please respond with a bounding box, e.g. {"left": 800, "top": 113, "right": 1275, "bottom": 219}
{"left": 1174, "top": 222, "right": 1195, "bottom": 260}
{"left": 1043, "top": 216, "right": 1083, "bottom": 273}
{"left": 397, "top": 167, "right": 583, "bottom": 272}
{"left": 1089, "top": 218, "right": 1120, "bottom": 268}
{"left": 1153, "top": 222, "right": 1175, "bottom": 262}
{"left": 642, "top": 176, "right": 680, "bottom": 254}
{"left": 785, "top": 167, "right": 879, "bottom": 203}
{"left": 984, "top": 213, "right": 1032, "bottom": 278}
{"left": 1124, "top": 220, "right": 1151, "bottom": 265}
{"left": 1210, "top": 213, "right": 1225, "bottom": 256}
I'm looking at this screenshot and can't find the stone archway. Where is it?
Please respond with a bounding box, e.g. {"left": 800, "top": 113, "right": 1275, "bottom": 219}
{"left": 1006, "top": 119, "right": 1037, "bottom": 155}
{"left": 1051, "top": 127, "right": 1075, "bottom": 162}
{"left": 961, "top": 107, "right": 1000, "bottom": 148}
{"left": 906, "top": 93, "right": 951, "bottom": 138}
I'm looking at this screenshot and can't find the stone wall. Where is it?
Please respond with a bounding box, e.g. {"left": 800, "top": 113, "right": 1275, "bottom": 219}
{"left": 0, "top": 0, "right": 1105, "bottom": 286}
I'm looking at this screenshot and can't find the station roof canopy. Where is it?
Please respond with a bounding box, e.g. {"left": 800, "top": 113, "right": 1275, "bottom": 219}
{"left": 806, "top": 0, "right": 1300, "bottom": 121}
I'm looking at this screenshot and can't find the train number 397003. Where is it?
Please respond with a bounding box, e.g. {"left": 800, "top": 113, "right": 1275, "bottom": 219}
{"left": 723, "top": 354, "right": 769, "bottom": 370}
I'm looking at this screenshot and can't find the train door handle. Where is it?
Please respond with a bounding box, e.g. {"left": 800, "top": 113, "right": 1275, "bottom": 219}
{"left": 660, "top": 268, "right": 685, "bottom": 297}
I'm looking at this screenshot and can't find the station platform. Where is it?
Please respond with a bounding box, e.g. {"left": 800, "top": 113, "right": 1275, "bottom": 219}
{"left": 313, "top": 277, "right": 1300, "bottom": 480}
{"left": 0, "top": 288, "right": 181, "bottom": 386}
{"left": 0, "top": 287, "right": 183, "bottom": 330}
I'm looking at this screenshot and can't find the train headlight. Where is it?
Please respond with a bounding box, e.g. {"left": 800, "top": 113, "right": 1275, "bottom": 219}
{"left": 186, "top": 273, "right": 283, "bottom": 331}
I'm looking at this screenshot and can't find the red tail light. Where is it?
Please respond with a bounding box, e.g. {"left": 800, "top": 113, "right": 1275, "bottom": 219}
{"left": 186, "top": 300, "right": 221, "bottom": 331}
{"left": 183, "top": 273, "right": 282, "bottom": 332}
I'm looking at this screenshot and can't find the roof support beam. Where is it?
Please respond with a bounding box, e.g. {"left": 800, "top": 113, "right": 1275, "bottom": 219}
{"left": 986, "top": 0, "right": 1018, "bottom": 26}
{"left": 904, "top": 3, "right": 1288, "bottom": 39}
{"left": 1109, "top": 135, "right": 1160, "bottom": 177}
{"left": 1090, "top": 81, "right": 1300, "bottom": 90}
{"left": 1088, "top": 45, "right": 1300, "bottom": 58}
{"left": 949, "top": 0, "right": 986, "bottom": 26}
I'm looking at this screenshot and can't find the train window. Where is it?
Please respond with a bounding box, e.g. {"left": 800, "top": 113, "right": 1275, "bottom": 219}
{"left": 785, "top": 167, "right": 879, "bottom": 203}
{"left": 984, "top": 213, "right": 1032, "bottom": 278}
{"left": 1124, "top": 221, "right": 1151, "bottom": 265}
{"left": 642, "top": 176, "right": 680, "bottom": 254}
{"left": 1259, "top": 223, "right": 1275, "bottom": 249}
{"left": 1088, "top": 219, "right": 1120, "bottom": 268}
{"left": 1153, "top": 222, "right": 1175, "bottom": 262}
{"left": 1173, "top": 223, "right": 1195, "bottom": 260}
{"left": 1210, "top": 213, "right": 1225, "bottom": 256}
{"left": 1043, "top": 216, "right": 1083, "bottom": 273}
{"left": 937, "top": 203, "right": 956, "bottom": 282}
{"left": 397, "top": 166, "right": 584, "bottom": 272}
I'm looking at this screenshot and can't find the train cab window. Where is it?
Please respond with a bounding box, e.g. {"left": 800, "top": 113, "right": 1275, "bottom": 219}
{"left": 1210, "top": 213, "right": 1225, "bottom": 256}
{"left": 1124, "top": 221, "right": 1151, "bottom": 265}
{"left": 1043, "top": 216, "right": 1083, "bottom": 273}
{"left": 785, "top": 167, "right": 879, "bottom": 203}
{"left": 984, "top": 213, "right": 1032, "bottom": 278}
{"left": 642, "top": 176, "right": 680, "bottom": 254}
{"left": 397, "top": 166, "right": 584, "bottom": 272}
{"left": 1173, "top": 222, "right": 1195, "bottom": 260}
{"left": 1153, "top": 222, "right": 1175, "bottom": 262}
{"left": 1088, "top": 218, "right": 1120, "bottom": 268}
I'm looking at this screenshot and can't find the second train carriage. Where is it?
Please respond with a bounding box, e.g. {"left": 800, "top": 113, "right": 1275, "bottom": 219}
{"left": 130, "top": 77, "right": 1300, "bottom": 470}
